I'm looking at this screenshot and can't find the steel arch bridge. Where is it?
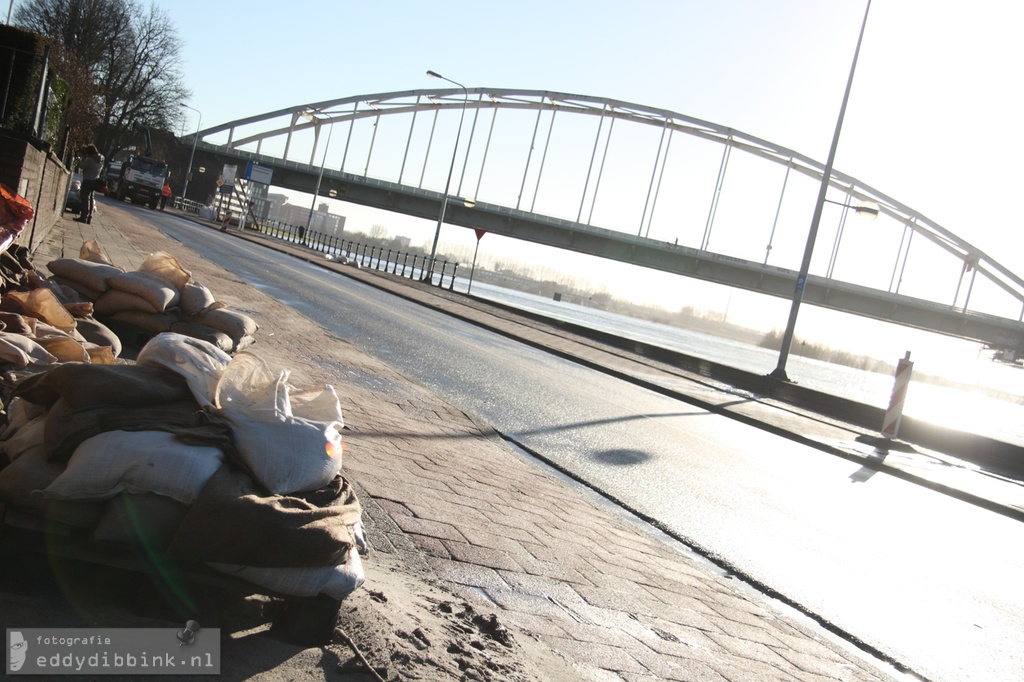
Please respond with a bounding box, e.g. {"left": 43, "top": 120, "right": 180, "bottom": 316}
{"left": 183, "top": 88, "right": 1024, "bottom": 355}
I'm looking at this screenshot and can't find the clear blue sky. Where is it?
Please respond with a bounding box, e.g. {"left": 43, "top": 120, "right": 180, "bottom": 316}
{"left": 153, "top": 0, "right": 1022, "bottom": 362}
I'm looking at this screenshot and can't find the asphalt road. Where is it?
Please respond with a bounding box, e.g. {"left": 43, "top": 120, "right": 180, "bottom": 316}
{"left": 150, "top": 209, "right": 1024, "bottom": 682}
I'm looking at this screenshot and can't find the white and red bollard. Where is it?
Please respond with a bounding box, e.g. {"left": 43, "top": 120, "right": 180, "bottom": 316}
{"left": 881, "top": 351, "right": 913, "bottom": 439}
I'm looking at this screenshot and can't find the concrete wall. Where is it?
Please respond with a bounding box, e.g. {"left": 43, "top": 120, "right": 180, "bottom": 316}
{"left": 0, "top": 131, "right": 70, "bottom": 252}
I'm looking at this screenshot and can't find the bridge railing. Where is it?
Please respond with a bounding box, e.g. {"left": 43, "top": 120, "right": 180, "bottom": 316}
{"left": 251, "top": 218, "right": 460, "bottom": 290}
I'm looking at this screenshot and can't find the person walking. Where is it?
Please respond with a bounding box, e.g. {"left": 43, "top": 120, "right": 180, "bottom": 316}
{"left": 75, "top": 144, "right": 104, "bottom": 224}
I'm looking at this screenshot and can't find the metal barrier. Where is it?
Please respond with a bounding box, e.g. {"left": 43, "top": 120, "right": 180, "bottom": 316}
{"left": 252, "top": 219, "right": 459, "bottom": 290}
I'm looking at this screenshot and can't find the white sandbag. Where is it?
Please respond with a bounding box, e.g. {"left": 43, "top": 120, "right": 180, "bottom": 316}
{"left": 46, "top": 258, "right": 122, "bottom": 292}
{"left": 208, "top": 546, "right": 364, "bottom": 599}
{"left": 191, "top": 307, "right": 258, "bottom": 341}
{"left": 179, "top": 282, "right": 219, "bottom": 317}
{"left": 107, "top": 271, "right": 180, "bottom": 312}
{"left": 135, "top": 332, "right": 231, "bottom": 408}
{"left": 43, "top": 430, "right": 223, "bottom": 504}
{"left": 211, "top": 351, "right": 344, "bottom": 495}
{"left": 93, "top": 289, "right": 159, "bottom": 315}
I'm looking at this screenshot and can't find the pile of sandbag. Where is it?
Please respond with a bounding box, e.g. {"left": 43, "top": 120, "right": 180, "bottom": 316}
{"left": 46, "top": 242, "right": 258, "bottom": 353}
{"left": 0, "top": 333, "right": 365, "bottom": 600}
{"left": 0, "top": 285, "right": 121, "bottom": 368}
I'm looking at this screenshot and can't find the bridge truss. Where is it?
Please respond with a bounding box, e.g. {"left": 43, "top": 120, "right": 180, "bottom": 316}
{"left": 187, "top": 88, "right": 1024, "bottom": 352}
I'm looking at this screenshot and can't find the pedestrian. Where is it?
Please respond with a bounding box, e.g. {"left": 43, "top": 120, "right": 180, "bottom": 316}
{"left": 75, "top": 144, "right": 104, "bottom": 224}
{"left": 160, "top": 182, "right": 171, "bottom": 210}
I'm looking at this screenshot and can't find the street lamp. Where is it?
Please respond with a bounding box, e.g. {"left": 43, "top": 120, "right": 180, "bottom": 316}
{"left": 301, "top": 109, "right": 336, "bottom": 234}
{"left": 769, "top": 0, "right": 872, "bottom": 382}
{"left": 424, "top": 69, "right": 469, "bottom": 283}
{"left": 179, "top": 103, "right": 201, "bottom": 201}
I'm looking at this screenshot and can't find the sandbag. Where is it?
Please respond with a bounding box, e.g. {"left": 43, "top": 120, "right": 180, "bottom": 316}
{"left": 108, "top": 310, "right": 176, "bottom": 333}
{"left": 170, "top": 321, "right": 233, "bottom": 352}
{"left": 0, "top": 447, "right": 105, "bottom": 528}
{"left": 79, "top": 239, "right": 114, "bottom": 265}
{"left": 5, "top": 289, "right": 77, "bottom": 333}
{"left": 211, "top": 351, "right": 344, "bottom": 495}
{"left": 74, "top": 317, "right": 122, "bottom": 358}
{"left": 139, "top": 252, "right": 191, "bottom": 290}
{"left": 0, "top": 413, "right": 46, "bottom": 462}
{"left": 0, "top": 332, "right": 58, "bottom": 367}
{"left": 190, "top": 307, "right": 258, "bottom": 341}
{"left": 14, "top": 363, "right": 192, "bottom": 409}
{"left": 43, "top": 430, "right": 224, "bottom": 503}
{"left": 107, "top": 271, "right": 180, "bottom": 312}
{"left": 0, "top": 312, "right": 34, "bottom": 335}
{"left": 135, "top": 332, "right": 231, "bottom": 408}
{"left": 93, "top": 492, "right": 190, "bottom": 549}
{"left": 34, "top": 335, "right": 90, "bottom": 363}
{"left": 179, "top": 282, "right": 218, "bottom": 317}
{"left": 51, "top": 276, "right": 103, "bottom": 302}
{"left": 93, "top": 289, "right": 159, "bottom": 315}
{"left": 84, "top": 344, "right": 116, "bottom": 365}
{"left": 46, "top": 258, "right": 122, "bottom": 292}
{"left": 208, "top": 547, "right": 364, "bottom": 599}
{"left": 0, "top": 396, "right": 47, "bottom": 440}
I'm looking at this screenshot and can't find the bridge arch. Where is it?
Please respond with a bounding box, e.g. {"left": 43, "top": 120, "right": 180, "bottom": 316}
{"left": 185, "top": 88, "right": 1024, "bottom": 348}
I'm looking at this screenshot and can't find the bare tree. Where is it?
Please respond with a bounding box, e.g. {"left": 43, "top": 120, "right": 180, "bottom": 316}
{"left": 13, "top": 0, "right": 189, "bottom": 157}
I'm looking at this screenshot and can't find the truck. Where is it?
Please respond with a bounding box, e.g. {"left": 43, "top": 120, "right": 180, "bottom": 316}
{"left": 114, "top": 153, "right": 167, "bottom": 209}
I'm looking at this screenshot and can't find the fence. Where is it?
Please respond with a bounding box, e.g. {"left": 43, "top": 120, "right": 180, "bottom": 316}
{"left": 250, "top": 218, "right": 460, "bottom": 290}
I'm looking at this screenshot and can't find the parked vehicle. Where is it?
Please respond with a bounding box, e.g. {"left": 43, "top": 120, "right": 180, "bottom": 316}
{"left": 64, "top": 173, "right": 82, "bottom": 213}
{"left": 102, "top": 161, "right": 122, "bottom": 195}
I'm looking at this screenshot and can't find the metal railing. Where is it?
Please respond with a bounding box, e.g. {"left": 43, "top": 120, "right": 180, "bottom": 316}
{"left": 251, "top": 218, "right": 460, "bottom": 289}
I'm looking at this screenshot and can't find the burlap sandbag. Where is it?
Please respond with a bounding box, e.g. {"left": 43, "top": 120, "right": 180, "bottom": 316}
{"left": 74, "top": 316, "right": 122, "bottom": 358}
{"left": 94, "top": 289, "right": 159, "bottom": 315}
{"left": 189, "top": 307, "right": 258, "bottom": 342}
{"left": 6, "top": 289, "right": 77, "bottom": 333}
{"left": 179, "top": 282, "right": 218, "bottom": 317}
{"left": 107, "top": 270, "right": 180, "bottom": 312}
{"left": 51, "top": 276, "right": 103, "bottom": 302}
{"left": 46, "top": 258, "right": 122, "bottom": 292}
{"left": 108, "top": 310, "right": 176, "bottom": 333}
{"left": 170, "top": 321, "right": 233, "bottom": 352}
{"left": 0, "top": 331, "right": 58, "bottom": 367}
{"left": 139, "top": 252, "right": 191, "bottom": 290}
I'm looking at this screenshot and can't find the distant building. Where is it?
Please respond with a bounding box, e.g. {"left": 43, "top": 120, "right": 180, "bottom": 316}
{"left": 270, "top": 198, "right": 346, "bottom": 234}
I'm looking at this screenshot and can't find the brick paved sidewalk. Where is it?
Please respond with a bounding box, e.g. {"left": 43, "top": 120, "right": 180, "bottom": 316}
{"left": 25, "top": 202, "right": 905, "bottom": 681}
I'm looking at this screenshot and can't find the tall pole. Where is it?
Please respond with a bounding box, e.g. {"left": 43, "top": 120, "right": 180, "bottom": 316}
{"left": 306, "top": 116, "right": 334, "bottom": 232}
{"left": 180, "top": 103, "right": 202, "bottom": 201}
{"left": 770, "top": 0, "right": 872, "bottom": 381}
{"left": 424, "top": 70, "right": 469, "bottom": 283}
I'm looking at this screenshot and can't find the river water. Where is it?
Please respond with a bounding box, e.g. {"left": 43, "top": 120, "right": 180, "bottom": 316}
{"left": 455, "top": 279, "right": 1024, "bottom": 448}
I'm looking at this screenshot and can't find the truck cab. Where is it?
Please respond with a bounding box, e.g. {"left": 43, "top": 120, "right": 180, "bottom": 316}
{"left": 115, "top": 153, "right": 168, "bottom": 209}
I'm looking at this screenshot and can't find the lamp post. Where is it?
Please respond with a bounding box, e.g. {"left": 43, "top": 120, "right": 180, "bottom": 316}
{"left": 424, "top": 69, "right": 469, "bottom": 283}
{"left": 769, "top": 0, "right": 872, "bottom": 382}
{"left": 179, "top": 103, "right": 201, "bottom": 202}
{"left": 302, "top": 110, "right": 335, "bottom": 234}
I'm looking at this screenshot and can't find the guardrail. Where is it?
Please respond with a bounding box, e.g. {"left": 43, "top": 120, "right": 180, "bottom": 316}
{"left": 250, "top": 218, "right": 460, "bottom": 289}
